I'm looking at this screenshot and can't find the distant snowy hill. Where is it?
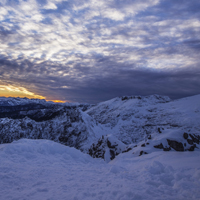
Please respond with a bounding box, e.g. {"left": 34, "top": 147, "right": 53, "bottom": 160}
{"left": 0, "top": 97, "right": 49, "bottom": 106}
{"left": 0, "top": 97, "right": 90, "bottom": 107}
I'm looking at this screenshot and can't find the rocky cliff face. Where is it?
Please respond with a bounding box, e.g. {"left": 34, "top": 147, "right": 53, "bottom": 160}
{"left": 0, "top": 100, "right": 102, "bottom": 152}
{"left": 88, "top": 135, "right": 127, "bottom": 162}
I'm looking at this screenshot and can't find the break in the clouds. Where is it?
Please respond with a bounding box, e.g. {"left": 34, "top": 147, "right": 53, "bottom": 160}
{"left": 0, "top": 0, "right": 200, "bottom": 103}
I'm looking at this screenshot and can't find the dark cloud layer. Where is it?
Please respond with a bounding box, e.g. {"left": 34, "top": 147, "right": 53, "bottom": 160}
{"left": 0, "top": 0, "right": 200, "bottom": 103}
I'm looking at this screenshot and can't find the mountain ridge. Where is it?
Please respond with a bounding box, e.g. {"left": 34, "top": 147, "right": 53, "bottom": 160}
{"left": 0, "top": 94, "right": 200, "bottom": 161}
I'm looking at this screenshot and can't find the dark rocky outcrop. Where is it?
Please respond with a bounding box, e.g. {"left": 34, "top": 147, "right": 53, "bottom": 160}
{"left": 122, "top": 147, "right": 132, "bottom": 153}
{"left": 139, "top": 151, "right": 148, "bottom": 156}
{"left": 188, "top": 145, "right": 196, "bottom": 151}
{"left": 163, "top": 147, "right": 171, "bottom": 151}
{"left": 88, "top": 136, "right": 105, "bottom": 159}
{"left": 153, "top": 132, "right": 200, "bottom": 152}
{"left": 167, "top": 139, "right": 184, "bottom": 151}
{"left": 189, "top": 134, "right": 199, "bottom": 144}
{"left": 154, "top": 143, "right": 164, "bottom": 149}
{"left": 121, "top": 96, "right": 142, "bottom": 101}
{"left": 148, "top": 135, "right": 151, "bottom": 139}
{"left": 88, "top": 135, "right": 126, "bottom": 162}
{"left": 187, "top": 139, "right": 193, "bottom": 145}
{"left": 183, "top": 132, "right": 188, "bottom": 139}
{"left": 154, "top": 142, "right": 172, "bottom": 151}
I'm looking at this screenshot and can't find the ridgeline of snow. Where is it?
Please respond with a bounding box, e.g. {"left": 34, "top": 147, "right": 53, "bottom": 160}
{"left": 86, "top": 94, "right": 200, "bottom": 145}
{"left": 0, "top": 139, "right": 199, "bottom": 200}
{"left": 0, "top": 97, "right": 91, "bottom": 107}
{"left": 0, "top": 97, "right": 51, "bottom": 106}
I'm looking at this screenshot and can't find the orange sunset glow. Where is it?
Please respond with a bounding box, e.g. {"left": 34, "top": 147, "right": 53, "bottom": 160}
{"left": 49, "top": 100, "right": 67, "bottom": 103}
{"left": 0, "top": 85, "right": 66, "bottom": 103}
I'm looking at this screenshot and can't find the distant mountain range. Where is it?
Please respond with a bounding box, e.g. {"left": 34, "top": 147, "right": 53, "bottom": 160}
{"left": 0, "top": 94, "right": 200, "bottom": 162}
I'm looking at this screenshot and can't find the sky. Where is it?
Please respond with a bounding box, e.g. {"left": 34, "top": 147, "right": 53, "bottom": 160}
{"left": 0, "top": 0, "right": 200, "bottom": 103}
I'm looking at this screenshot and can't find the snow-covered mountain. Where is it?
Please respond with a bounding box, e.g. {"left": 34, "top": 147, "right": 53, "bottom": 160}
{"left": 86, "top": 94, "right": 200, "bottom": 144}
{"left": 0, "top": 94, "right": 200, "bottom": 160}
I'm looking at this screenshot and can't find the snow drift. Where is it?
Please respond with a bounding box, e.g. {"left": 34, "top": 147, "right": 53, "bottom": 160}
{"left": 0, "top": 139, "right": 199, "bottom": 200}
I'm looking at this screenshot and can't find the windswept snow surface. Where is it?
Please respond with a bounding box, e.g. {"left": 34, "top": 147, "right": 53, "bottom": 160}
{"left": 0, "top": 139, "right": 200, "bottom": 200}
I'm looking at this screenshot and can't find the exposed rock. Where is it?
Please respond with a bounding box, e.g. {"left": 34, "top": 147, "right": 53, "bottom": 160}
{"left": 148, "top": 135, "right": 151, "bottom": 139}
{"left": 107, "top": 140, "right": 118, "bottom": 148}
{"left": 158, "top": 128, "right": 162, "bottom": 133}
{"left": 88, "top": 135, "right": 126, "bottom": 162}
{"left": 121, "top": 96, "right": 142, "bottom": 101}
{"left": 139, "top": 151, "right": 148, "bottom": 156}
{"left": 163, "top": 147, "right": 171, "bottom": 151}
{"left": 183, "top": 132, "right": 188, "bottom": 139}
{"left": 121, "top": 96, "right": 128, "bottom": 101}
{"left": 110, "top": 150, "right": 115, "bottom": 160}
{"left": 189, "top": 134, "right": 199, "bottom": 144}
{"left": 141, "top": 143, "right": 146, "bottom": 147}
{"left": 188, "top": 145, "right": 196, "bottom": 151}
{"left": 187, "top": 139, "right": 193, "bottom": 145}
{"left": 167, "top": 139, "right": 184, "bottom": 151}
{"left": 122, "top": 147, "right": 132, "bottom": 153}
{"left": 139, "top": 151, "right": 143, "bottom": 156}
{"left": 154, "top": 143, "right": 164, "bottom": 149}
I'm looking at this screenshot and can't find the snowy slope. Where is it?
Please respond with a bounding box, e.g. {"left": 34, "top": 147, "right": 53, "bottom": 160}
{"left": 0, "top": 95, "right": 200, "bottom": 199}
{"left": 86, "top": 94, "right": 200, "bottom": 145}
{"left": 0, "top": 139, "right": 199, "bottom": 200}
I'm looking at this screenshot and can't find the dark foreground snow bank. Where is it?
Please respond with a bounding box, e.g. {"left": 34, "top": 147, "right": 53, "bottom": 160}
{"left": 0, "top": 139, "right": 200, "bottom": 200}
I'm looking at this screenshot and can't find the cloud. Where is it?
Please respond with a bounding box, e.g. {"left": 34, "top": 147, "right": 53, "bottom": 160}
{"left": 0, "top": 53, "right": 199, "bottom": 103}
{"left": 0, "top": 0, "right": 200, "bottom": 103}
{"left": 0, "top": 84, "right": 45, "bottom": 99}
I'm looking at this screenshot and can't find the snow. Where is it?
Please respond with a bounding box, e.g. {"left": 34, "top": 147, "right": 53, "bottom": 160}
{"left": 0, "top": 139, "right": 200, "bottom": 200}
{"left": 1, "top": 94, "right": 200, "bottom": 199}
{"left": 0, "top": 97, "right": 91, "bottom": 108}
{"left": 86, "top": 94, "right": 200, "bottom": 144}
{"left": 0, "top": 97, "right": 50, "bottom": 106}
